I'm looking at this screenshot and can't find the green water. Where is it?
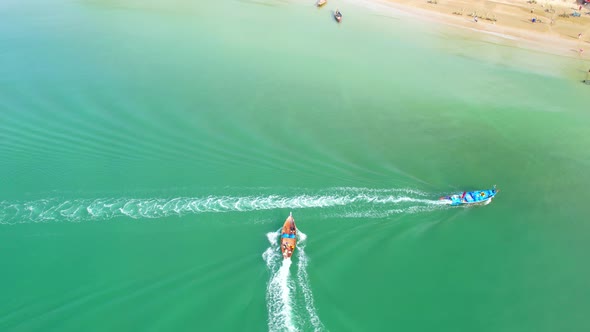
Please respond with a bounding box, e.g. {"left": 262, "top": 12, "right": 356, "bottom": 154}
{"left": 2, "top": 0, "right": 590, "bottom": 331}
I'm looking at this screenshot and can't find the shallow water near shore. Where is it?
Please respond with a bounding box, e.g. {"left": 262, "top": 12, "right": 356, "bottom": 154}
{"left": 1, "top": 0, "right": 590, "bottom": 331}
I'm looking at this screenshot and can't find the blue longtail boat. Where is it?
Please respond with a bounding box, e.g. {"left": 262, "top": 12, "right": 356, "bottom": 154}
{"left": 440, "top": 185, "right": 499, "bottom": 206}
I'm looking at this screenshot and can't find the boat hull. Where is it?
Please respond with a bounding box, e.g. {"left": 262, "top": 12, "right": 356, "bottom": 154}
{"left": 280, "top": 213, "right": 297, "bottom": 259}
{"left": 440, "top": 186, "right": 498, "bottom": 206}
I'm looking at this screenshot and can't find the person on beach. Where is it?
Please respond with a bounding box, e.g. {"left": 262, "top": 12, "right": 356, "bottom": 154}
{"left": 474, "top": 16, "right": 478, "bottom": 23}
{"left": 579, "top": 33, "right": 583, "bottom": 40}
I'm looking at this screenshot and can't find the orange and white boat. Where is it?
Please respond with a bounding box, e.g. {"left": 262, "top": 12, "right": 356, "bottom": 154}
{"left": 280, "top": 212, "right": 297, "bottom": 259}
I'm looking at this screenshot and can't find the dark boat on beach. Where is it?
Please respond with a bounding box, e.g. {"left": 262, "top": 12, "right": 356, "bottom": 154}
{"left": 334, "top": 9, "right": 342, "bottom": 22}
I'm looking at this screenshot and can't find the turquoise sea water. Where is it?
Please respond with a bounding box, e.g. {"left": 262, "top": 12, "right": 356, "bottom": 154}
{"left": 2, "top": 0, "right": 590, "bottom": 331}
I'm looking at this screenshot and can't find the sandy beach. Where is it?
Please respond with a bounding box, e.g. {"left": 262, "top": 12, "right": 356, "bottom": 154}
{"left": 370, "top": 0, "right": 590, "bottom": 60}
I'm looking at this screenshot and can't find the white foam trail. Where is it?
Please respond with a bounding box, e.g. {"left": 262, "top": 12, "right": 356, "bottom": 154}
{"left": 263, "top": 229, "right": 327, "bottom": 332}
{"left": 0, "top": 187, "right": 448, "bottom": 224}
{"left": 264, "top": 231, "right": 298, "bottom": 332}
{"left": 296, "top": 230, "right": 327, "bottom": 332}
{"left": 297, "top": 231, "right": 307, "bottom": 243}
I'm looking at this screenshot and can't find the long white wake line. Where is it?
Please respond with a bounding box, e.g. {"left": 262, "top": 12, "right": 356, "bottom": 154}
{"left": 263, "top": 229, "right": 327, "bottom": 332}
{"left": 264, "top": 231, "right": 298, "bottom": 332}
{"left": 0, "top": 188, "right": 448, "bottom": 224}
{"left": 296, "top": 231, "right": 327, "bottom": 332}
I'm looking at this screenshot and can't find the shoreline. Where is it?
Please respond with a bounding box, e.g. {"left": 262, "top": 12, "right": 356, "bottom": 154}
{"left": 352, "top": 0, "right": 590, "bottom": 63}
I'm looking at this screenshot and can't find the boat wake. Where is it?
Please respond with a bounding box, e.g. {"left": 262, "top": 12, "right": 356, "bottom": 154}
{"left": 295, "top": 231, "right": 326, "bottom": 332}
{"left": 263, "top": 231, "right": 296, "bottom": 332}
{"left": 0, "top": 187, "right": 448, "bottom": 225}
{"left": 263, "top": 230, "right": 326, "bottom": 332}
